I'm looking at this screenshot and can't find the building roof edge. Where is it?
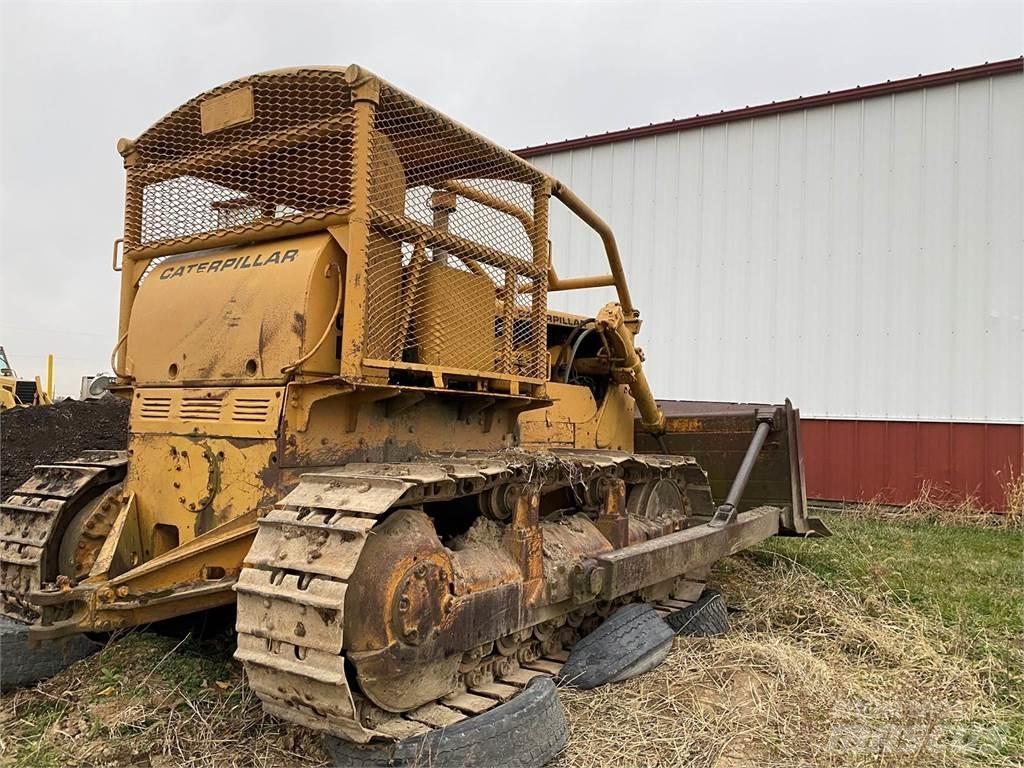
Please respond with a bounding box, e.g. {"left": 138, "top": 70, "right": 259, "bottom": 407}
{"left": 515, "top": 57, "right": 1023, "bottom": 158}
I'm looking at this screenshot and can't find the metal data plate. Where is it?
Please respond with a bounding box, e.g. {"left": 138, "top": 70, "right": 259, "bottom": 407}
{"left": 200, "top": 86, "right": 254, "bottom": 134}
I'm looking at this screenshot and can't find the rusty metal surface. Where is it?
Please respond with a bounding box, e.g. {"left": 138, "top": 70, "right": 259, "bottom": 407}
{"left": 57, "top": 484, "right": 125, "bottom": 582}
{"left": 125, "top": 431, "right": 279, "bottom": 546}
{"left": 30, "top": 512, "right": 257, "bottom": 640}
{"left": 231, "top": 450, "right": 765, "bottom": 743}
{"left": 595, "top": 508, "right": 780, "bottom": 599}
{"left": 636, "top": 401, "right": 800, "bottom": 516}
{"left": 0, "top": 451, "right": 127, "bottom": 622}
{"left": 235, "top": 463, "right": 455, "bottom": 742}
{"left": 653, "top": 403, "right": 1024, "bottom": 513}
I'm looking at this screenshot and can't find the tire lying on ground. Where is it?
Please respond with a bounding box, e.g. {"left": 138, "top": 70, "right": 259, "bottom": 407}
{"left": 0, "top": 616, "right": 102, "bottom": 690}
{"left": 324, "top": 676, "right": 568, "bottom": 768}
{"left": 557, "top": 602, "right": 674, "bottom": 690}
{"left": 664, "top": 587, "right": 729, "bottom": 637}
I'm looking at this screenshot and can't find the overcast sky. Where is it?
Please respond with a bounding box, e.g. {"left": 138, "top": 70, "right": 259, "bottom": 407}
{"left": 1, "top": 0, "right": 1020, "bottom": 396}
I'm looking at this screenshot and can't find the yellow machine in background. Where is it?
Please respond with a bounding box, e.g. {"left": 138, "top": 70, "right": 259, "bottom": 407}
{"left": 0, "top": 347, "right": 53, "bottom": 409}
{"left": 0, "top": 66, "right": 824, "bottom": 743}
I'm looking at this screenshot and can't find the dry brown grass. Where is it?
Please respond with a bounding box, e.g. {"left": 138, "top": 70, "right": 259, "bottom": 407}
{"left": 1000, "top": 471, "right": 1024, "bottom": 523}
{"left": 0, "top": 630, "right": 328, "bottom": 767}
{"left": 556, "top": 556, "right": 1020, "bottom": 768}
{"left": 835, "top": 479, "right": 1023, "bottom": 530}
{"left": 2, "top": 521, "right": 1019, "bottom": 767}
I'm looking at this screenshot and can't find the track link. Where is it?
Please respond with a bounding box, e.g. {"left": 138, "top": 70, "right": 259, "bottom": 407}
{"left": 0, "top": 451, "right": 127, "bottom": 622}
{"left": 235, "top": 449, "right": 713, "bottom": 743}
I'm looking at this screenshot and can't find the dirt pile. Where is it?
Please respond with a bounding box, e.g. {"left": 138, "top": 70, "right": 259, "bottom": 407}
{"left": 0, "top": 397, "right": 130, "bottom": 496}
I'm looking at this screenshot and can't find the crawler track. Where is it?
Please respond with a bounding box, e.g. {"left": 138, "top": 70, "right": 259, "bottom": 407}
{"left": 235, "top": 449, "right": 715, "bottom": 743}
{"left": 0, "top": 451, "right": 127, "bottom": 622}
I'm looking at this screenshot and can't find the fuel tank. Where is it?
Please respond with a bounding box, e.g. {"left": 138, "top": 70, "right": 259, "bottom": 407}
{"left": 126, "top": 231, "right": 344, "bottom": 385}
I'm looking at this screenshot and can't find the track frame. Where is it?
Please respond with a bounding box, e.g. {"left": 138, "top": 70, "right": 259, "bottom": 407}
{"left": 231, "top": 450, "right": 787, "bottom": 742}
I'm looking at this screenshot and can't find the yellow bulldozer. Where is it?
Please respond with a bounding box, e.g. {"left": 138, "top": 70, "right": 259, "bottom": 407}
{"left": 1, "top": 66, "right": 825, "bottom": 744}
{"left": 0, "top": 347, "right": 53, "bottom": 409}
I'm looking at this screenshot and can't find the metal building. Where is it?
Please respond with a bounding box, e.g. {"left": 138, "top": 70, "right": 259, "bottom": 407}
{"left": 519, "top": 59, "right": 1024, "bottom": 510}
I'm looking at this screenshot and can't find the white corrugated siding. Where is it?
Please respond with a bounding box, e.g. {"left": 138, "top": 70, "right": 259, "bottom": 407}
{"left": 530, "top": 72, "right": 1024, "bottom": 423}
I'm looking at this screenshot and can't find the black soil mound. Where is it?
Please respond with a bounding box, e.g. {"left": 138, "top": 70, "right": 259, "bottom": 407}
{"left": 1, "top": 397, "right": 130, "bottom": 496}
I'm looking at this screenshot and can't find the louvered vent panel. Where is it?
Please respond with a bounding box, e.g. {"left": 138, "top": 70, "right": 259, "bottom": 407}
{"left": 231, "top": 397, "right": 272, "bottom": 423}
{"left": 139, "top": 395, "right": 172, "bottom": 419}
{"left": 179, "top": 397, "right": 223, "bottom": 421}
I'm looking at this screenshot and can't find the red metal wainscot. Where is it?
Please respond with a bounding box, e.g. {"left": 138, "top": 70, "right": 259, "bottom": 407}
{"left": 800, "top": 420, "right": 1024, "bottom": 512}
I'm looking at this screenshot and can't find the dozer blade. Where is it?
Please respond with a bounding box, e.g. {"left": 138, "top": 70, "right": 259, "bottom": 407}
{"left": 635, "top": 398, "right": 830, "bottom": 537}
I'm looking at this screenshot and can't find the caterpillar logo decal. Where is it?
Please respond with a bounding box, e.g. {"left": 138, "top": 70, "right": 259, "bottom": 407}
{"left": 159, "top": 249, "right": 299, "bottom": 280}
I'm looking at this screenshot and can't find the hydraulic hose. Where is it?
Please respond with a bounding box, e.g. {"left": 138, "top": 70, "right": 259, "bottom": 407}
{"left": 562, "top": 327, "right": 595, "bottom": 382}
{"left": 281, "top": 262, "right": 344, "bottom": 375}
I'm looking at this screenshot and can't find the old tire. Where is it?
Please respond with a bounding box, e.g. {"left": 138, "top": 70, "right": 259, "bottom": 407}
{"left": 557, "top": 602, "right": 674, "bottom": 690}
{"left": 665, "top": 588, "right": 729, "bottom": 637}
{"left": 324, "top": 676, "right": 567, "bottom": 768}
{"left": 0, "top": 616, "right": 101, "bottom": 690}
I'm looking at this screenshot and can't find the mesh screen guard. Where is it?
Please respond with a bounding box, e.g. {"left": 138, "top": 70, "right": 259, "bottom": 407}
{"left": 125, "top": 70, "right": 357, "bottom": 254}
{"left": 364, "top": 83, "right": 549, "bottom": 383}
{"left": 123, "top": 67, "right": 551, "bottom": 386}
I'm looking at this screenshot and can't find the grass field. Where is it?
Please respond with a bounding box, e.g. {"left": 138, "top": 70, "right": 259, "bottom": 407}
{"left": 558, "top": 513, "right": 1023, "bottom": 767}
{"left": 1, "top": 512, "right": 1021, "bottom": 767}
